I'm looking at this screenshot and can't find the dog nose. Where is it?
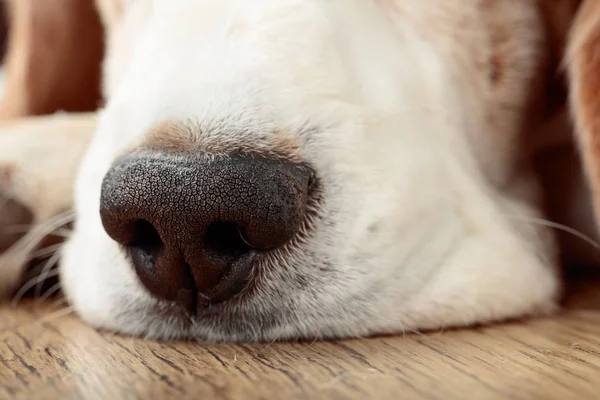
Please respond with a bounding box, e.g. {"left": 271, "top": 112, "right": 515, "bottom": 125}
{"left": 99, "top": 153, "right": 313, "bottom": 313}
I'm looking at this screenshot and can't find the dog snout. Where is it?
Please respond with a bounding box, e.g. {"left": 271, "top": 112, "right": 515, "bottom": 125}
{"left": 99, "top": 152, "right": 313, "bottom": 314}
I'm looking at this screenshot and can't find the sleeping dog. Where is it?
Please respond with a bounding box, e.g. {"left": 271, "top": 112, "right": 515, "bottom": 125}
{"left": 0, "top": 0, "right": 597, "bottom": 342}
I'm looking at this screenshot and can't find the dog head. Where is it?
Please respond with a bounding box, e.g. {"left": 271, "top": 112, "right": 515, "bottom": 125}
{"left": 59, "top": 0, "right": 559, "bottom": 341}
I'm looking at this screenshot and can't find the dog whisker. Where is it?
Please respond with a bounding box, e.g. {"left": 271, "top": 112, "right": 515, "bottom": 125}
{"left": 10, "top": 267, "right": 60, "bottom": 307}
{"left": 53, "top": 227, "right": 73, "bottom": 238}
{"left": 38, "top": 281, "right": 63, "bottom": 302}
{"left": 28, "top": 243, "right": 64, "bottom": 260}
{"left": 3, "top": 210, "right": 74, "bottom": 258}
{"left": 51, "top": 296, "right": 69, "bottom": 308}
{"left": 33, "top": 250, "right": 62, "bottom": 300}
{"left": 287, "top": 334, "right": 321, "bottom": 353}
{"left": 259, "top": 334, "right": 281, "bottom": 352}
{"left": 0, "top": 225, "right": 72, "bottom": 238}
{"left": 425, "top": 190, "right": 600, "bottom": 254}
{"left": 498, "top": 214, "right": 600, "bottom": 252}
{"left": 35, "top": 306, "right": 75, "bottom": 326}
{"left": 0, "top": 212, "right": 71, "bottom": 306}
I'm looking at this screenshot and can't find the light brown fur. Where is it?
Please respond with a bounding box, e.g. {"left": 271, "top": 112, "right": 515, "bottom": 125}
{"left": 135, "top": 121, "right": 303, "bottom": 162}
{"left": 0, "top": 0, "right": 104, "bottom": 119}
{"left": 568, "top": 0, "right": 600, "bottom": 231}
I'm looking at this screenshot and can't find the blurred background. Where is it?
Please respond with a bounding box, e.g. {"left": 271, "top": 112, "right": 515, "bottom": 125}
{"left": 0, "top": 0, "right": 104, "bottom": 120}
{"left": 0, "top": 0, "right": 10, "bottom": 100}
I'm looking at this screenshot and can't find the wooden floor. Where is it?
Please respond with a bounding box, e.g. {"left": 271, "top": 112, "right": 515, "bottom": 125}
{"left": 2, "top": 278, "right": 600, "bottom": 399}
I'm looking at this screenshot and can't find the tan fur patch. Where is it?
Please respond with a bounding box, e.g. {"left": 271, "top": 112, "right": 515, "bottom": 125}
{"left": 134, "top": 121, "right": 303, "bottom": 163}
{"left": 271, "top": 128, "right": 302, "bottom": 160}
{"left": 139, "top": 121, "right": 197, "bottom": 152}
{"left": 567, "top": 0, "right": 600, "bottom": 228}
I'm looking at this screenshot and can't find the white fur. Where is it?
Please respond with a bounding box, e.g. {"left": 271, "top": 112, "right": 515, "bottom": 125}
{"left": 60, "top": 0, "right": 559, "bottom": 341}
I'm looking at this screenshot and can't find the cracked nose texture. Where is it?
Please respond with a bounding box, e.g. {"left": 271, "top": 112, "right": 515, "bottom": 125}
{"left": 99, "top": 153, "right": 313, "bottom": 313}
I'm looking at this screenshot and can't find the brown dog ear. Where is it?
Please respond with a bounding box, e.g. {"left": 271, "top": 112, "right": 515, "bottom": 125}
{"left": 566, "top": 0, "right": 600, "bottom": 230}
{"left": 0, "top": 0, "right": 104, "bottom": 119}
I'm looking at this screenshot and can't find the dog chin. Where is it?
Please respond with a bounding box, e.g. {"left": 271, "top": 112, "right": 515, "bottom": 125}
{"left": 61, "top": 220, "right": 560, "bottom": 342}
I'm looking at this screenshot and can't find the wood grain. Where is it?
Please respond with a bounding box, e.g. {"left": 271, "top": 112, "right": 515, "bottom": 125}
{"left": 2, "top": 279, "right": 600, "bottom": 399}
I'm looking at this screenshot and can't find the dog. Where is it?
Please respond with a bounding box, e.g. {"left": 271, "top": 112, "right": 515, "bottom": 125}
{"left": 0, "top": 0, "right": 597, "bottom": 342}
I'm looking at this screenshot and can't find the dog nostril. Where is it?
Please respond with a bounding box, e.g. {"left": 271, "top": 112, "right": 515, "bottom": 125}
{"left": 130, "top": 219, "right": 162, "bottom": 249}
{"left": 100, "top": 154, "right": 313, "bottom": 312}
{"left": 204, "top": 221, "right": 253, "bottom": 257}
{"left": 129, "top": 220, "right": 163, "bottom": 264}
